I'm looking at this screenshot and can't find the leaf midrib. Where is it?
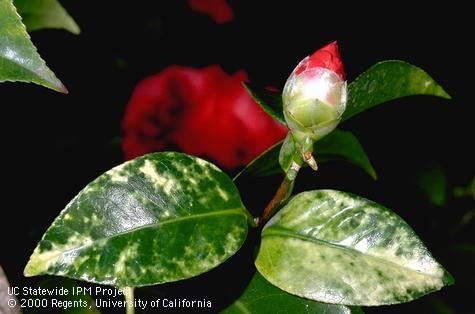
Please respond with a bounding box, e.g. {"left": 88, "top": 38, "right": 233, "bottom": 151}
{"left": 45, "top": 208, "right": 246, "bottom": 261}
{"left": 262, "top": 226, "right": 442, "bottom": 280}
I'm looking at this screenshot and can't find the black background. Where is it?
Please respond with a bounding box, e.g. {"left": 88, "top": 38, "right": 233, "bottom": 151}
{"left": 1, "top": 1, "right": 474, "bottom": 313}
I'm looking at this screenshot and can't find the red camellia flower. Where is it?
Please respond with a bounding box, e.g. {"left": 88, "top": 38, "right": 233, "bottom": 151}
{"left": 122, "top": 65, "right": 287, "bottom": 169}
{"left": 294, "top": 41, "right": 345, "bottom": 79}
{"left": 187, "top": 0, "right": 234, "bottom": 23}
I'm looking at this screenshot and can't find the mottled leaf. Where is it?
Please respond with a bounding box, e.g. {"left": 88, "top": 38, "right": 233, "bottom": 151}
{"left": 234, "top": 129, "right": 376, "bottom": 181}
{"left": 243, "top": 83, "right": 285, "bottom": 124}
{"left": 255, "top": 190, "right": 453, "bottom": 306}
{"left": 25, "top": 152, "right": 249, "bottom": 287}
{"left": 14, "top": 0, "right": 80, "bottom": 34}
{"left": 343, "top": 60, "right": 450, "bottom": 121}
{"left": 0, "top": 0, "right": 66, "bottom": 92}
{"left": 222, "top": 272, "right": 363, "bottom": 314}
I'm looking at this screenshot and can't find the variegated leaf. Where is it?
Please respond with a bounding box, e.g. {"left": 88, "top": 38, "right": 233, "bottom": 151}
{"left": 255, "top": 190, "right": 453, "bottom": 306}
{"left": 25, "top": 152, "right": 250, "bottom": 287}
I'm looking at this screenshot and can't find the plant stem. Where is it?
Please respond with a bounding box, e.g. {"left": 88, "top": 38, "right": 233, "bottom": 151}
{"left": 258, "top": 177, "right": 291, "bottom": 225}
{"left": 123, "top": 287, "right": 135, "bottom": 314}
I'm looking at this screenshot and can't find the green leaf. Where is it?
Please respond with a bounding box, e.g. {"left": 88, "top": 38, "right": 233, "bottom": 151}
{"left": 234, "top": 129, "right": 376, "bottom": 181}
{"left": 25, "top": 152, "right": 249, "bottom": 287}
{"left": 255, "top": 190, "right": 453, "bottom": 306}
{"left": 316, "top": 129, "right": 377, "bottom": 179}
{"left": 453, "top": 177, "right": 475, "bottom": 199}
{"left": 14, "top": 0, "right": 80, "bottom": 34}
{"left": 418, "top": 165, "right": 446, "bottom": 206}
{"left": 243, "top": 82, "right": 285, "bottom": 125}
{"left": 0, "top": 0, "right": 66, "bottom": 92}
{"left": 222, "top": 272, "right": 363, "bottom": 314}
{"left": 280, "top": 130, "right": 377, "bottom": 180}
{"left": 343, "top": 60, "right": 450, "bottom": 121}
{"left": 233, "top": 141, "right": 283, "bottom": 180}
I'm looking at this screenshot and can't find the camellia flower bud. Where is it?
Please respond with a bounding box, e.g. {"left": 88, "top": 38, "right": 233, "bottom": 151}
{"left": 283, "top": 41, "right": 347, "bottom": 170}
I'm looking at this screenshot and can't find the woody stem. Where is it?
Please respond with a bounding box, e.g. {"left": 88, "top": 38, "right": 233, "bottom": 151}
{"left": 258, "top": 177, "right": 290, "bottom": 225}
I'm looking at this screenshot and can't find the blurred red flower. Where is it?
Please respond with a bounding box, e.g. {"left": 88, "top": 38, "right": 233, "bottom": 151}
{"left": 187, "top": 0, "right": 233, "bottom": 23}
{"left": 122, "top": 65, "right": 287, "bottom": 169}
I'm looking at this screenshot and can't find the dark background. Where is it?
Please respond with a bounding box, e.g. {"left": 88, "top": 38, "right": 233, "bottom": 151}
{"left": 1, "top": 1, "right": 473, "bottom": 313}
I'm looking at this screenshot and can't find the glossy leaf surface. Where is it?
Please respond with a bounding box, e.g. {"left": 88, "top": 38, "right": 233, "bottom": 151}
{"left": 343, "top": 60, "right": 450, "bottom": 121}
{"left": 256, "top": 190, "right": 453, "bottom": 305}
{"left": 222, "top": 272, "right": 363, "bottom": 314}
{"left": 25, "top": 152, "right": 249, "bottom": 287}
{"left": 0, "top": 0, "right": 66, "bottom": 92}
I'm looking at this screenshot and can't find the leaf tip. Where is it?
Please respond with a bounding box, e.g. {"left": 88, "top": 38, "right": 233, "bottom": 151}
{"left": 437, "top": 87, "right": 451, "bottom": 100}
{"left": 23, "top": 261, "right": 38, "bottom": 277}
{"left": 34, "top": 67, "right": 69, "bottom": 93}
{"left": 59, "top": 83, "right": 69, "bottom": 94}
{"left": 442, "top": 270, "right": 455, "bottom": 286}
{"left": 370, "top": 169, "right": 378, "bottom": 180}
{"left": 53, "top": 81, "right": 69, "bottom": 94}
{"left": 365, "top": 163, "right": 378, "bottom": 180}
{"left": 69, "top": 23, "right": 81, "bottom": 35}
{"left": 23, "top": 246, "right": 59, "bottom": 278}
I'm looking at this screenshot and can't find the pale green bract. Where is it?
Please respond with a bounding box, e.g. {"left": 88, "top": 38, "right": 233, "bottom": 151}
{"left": 25, "top": 152, "right": 250, "bottom": 288}
{"left": 234, "top": 129, "right": 376, "bottom": 182}
{"left": 255, "top": 190, "right": 453, "bottom": 306}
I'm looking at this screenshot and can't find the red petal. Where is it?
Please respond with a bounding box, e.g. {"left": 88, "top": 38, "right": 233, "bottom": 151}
{"left": 296, "top": 41, "right": 345, "bottom": 79}
{"left": 122, "top": 65, "right": 287, "bottom": 168}
{"left": 187, "top": 0, "right": 234, "bottom": 23}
